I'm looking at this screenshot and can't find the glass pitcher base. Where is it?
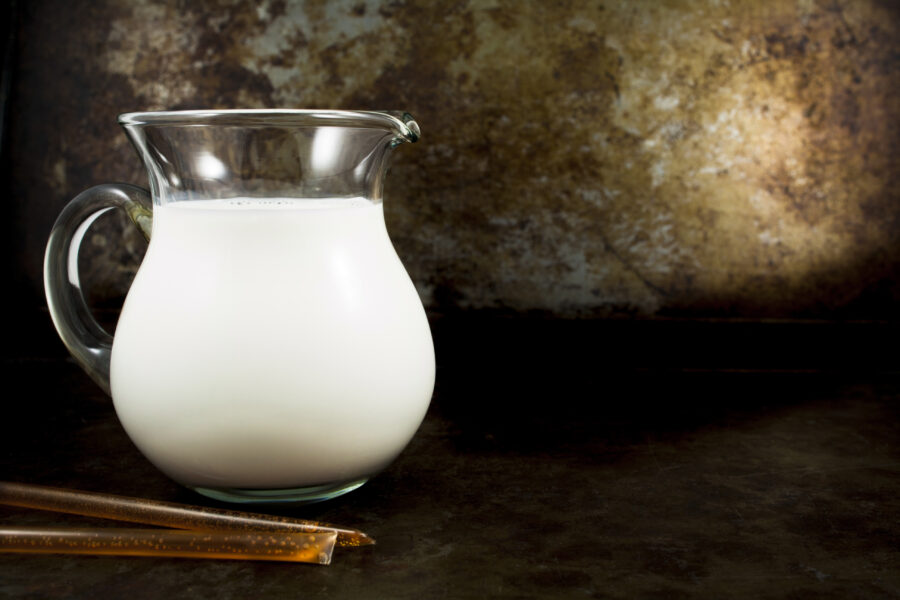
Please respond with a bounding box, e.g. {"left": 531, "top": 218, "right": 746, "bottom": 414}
{"left": 190, "top": 478, "right": 369, "bottom": 505}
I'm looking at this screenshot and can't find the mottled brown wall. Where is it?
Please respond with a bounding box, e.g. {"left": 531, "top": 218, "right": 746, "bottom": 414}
{"left": 6, "top": 0, "right": 900, "bottom": 321}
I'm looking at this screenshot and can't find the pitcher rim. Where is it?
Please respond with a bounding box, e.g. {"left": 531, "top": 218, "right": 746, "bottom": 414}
{"left": 117, "top": 109, "right": 420, "bottom": 143}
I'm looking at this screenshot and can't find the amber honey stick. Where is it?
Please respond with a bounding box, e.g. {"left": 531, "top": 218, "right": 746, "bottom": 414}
{"left": 0, "top": 526, "right": 336, "bottom": 564}
{"left": 0, "top": 481, "right": 374, "bottom": 547}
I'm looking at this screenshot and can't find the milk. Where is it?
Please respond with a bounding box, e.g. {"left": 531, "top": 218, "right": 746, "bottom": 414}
{"left": 109, "top": 198, "right": 435, "bottom": 491}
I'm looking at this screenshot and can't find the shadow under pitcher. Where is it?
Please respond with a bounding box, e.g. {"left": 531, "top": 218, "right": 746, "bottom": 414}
{"left": 43, "top": 110, "right": 435, "bottom": 504}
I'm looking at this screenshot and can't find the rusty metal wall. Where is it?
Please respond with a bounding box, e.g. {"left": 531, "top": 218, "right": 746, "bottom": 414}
{"left": 7, "top": 0, "right": 900, "bottom": 321}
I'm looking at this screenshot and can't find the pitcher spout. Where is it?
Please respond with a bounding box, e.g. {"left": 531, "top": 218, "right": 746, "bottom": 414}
{"left": 383, "top": 111, "right": 420, "bottom": 146}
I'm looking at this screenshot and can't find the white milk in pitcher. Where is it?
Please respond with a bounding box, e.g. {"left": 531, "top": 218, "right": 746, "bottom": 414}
{"left": 109, "top": 197, "right": 435, "bottom": 491}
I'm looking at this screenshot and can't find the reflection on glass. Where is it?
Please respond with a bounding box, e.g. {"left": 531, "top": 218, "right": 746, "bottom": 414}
{"left": 311, "top": 127, "right": 344, "bottom": 175}
{"left": 196, "top": 152, "right": 227, "bottom": 180}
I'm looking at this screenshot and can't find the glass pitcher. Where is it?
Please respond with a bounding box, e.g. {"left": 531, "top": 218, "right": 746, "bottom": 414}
{"left": 44, "top": 110, "right": 435, "bottom": 504}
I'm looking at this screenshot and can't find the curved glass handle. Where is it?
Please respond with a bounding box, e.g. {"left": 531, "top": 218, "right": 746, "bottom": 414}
{"left": 43, "top": 184, "right": 153, "bottom": 395}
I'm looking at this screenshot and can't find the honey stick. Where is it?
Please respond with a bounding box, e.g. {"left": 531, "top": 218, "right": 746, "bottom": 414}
{"left": 0, "top": 526, "right": 336, "bottom": 564}
{"left": 0, "top": 481, "right": 374, "bottom": 547}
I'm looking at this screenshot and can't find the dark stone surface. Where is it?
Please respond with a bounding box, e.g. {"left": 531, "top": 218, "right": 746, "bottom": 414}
{"left": 2, "top": 319, "right": 899, "bottom": 598}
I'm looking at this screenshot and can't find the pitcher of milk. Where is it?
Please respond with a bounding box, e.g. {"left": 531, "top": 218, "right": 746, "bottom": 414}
{"left": 44, "top": 110, "right": 435, "bottom": 504}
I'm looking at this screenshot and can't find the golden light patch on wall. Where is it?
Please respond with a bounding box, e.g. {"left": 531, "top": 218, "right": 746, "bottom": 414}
{"left": 567, "top": 0, "right": 900, "bottom": 316}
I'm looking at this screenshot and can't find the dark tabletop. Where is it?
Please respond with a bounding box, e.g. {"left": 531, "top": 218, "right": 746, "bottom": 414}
{"left": 1, "top": 317, "right": 899, "bottom": 599}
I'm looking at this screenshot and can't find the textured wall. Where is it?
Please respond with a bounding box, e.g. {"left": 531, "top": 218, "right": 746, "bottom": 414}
{"left": 7, "top": 0, "right": 900, "bottom": 320}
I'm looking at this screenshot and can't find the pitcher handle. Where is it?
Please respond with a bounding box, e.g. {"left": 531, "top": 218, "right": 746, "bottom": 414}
{"left": 43, "top": 184, "right": 153, "bottom": 395}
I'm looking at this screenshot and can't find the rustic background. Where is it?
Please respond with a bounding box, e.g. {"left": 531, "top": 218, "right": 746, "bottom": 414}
{"left": 3, "top": 0, "right": 899, "bottom": 332}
